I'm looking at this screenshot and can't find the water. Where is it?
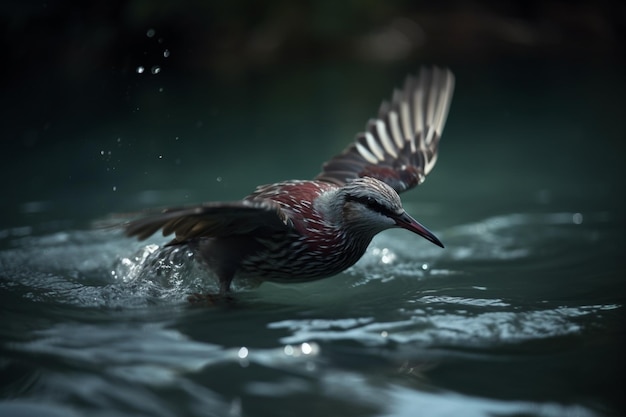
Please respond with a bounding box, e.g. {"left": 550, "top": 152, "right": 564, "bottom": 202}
{"left": 1, "top": 63, "right": 624, "bottom": 416}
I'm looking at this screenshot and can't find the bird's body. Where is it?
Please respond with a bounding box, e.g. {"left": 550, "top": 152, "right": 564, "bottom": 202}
{"left": 194, "top": 180, "right": 363, "bottom": 285}
{"left": 123, "top": 67, "right": 455, "bottom": 295}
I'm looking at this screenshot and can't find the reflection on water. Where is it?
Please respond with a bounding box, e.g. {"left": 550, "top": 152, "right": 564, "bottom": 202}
{"left": 1, "top": 310, "right": 607, "bottom": 417}
{"left": 269, "top": 303, "right": 619, "bottom": 347}
{"left": 1, "top": 209, "right": 623, "bottom": 416}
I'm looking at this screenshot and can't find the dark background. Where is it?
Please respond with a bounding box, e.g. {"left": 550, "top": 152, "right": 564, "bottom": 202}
{"left": 0, "top": 2, "right": 624, "bottom": 415}
{"left": 1, "top": 0, "right": 624, "bottom": 228}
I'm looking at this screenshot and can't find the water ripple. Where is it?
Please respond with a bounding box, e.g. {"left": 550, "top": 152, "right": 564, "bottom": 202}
{"left": 269, "top": 303, "right": 621, "bottom": 347}
{"left": 1, "top": 210, "right": 615, "bottom": 308}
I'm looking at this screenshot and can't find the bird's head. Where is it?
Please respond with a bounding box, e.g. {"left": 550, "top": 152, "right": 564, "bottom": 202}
{"left": 326, "top": 177, "right": 443, "bottom": 247}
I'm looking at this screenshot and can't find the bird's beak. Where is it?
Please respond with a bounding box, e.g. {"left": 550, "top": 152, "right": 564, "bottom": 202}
{"left": 394, "top": 212, "right": 444, "bottom": 248}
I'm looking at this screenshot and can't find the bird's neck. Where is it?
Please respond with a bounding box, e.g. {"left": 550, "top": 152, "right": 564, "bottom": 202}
{"left": 313, "top": 188, "right": 379, "bottom": 242}
{"left": 313, "top": 188, "right": 344, "bottom": 225}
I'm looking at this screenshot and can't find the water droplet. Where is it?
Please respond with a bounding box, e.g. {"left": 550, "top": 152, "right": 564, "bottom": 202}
{"left": 380, "top": 248, "right": 395, "bottom": 264}
{"left": 216, "top": 176, "right": 222, "bottom": 182}
{"left": 163, "top": 49, "right": 170, "bottom": 58}
{"left": 284, "top": 345, "right": 294, "bottom": 356}
{"left": 158, "top": 155, "right": 163, "bottom": 159}
{"left": 116, "top": 137, "right": 122, "bottom": 143}
{"left": 421, "top": 263, "right": 429, "bottom": 270}
{"left": 301, "top": 343, "right": 312, "bottom": 355}
{"left": 136, "top": 66, "right": 145, "bottom": 74}
{"left": 237, "top": 347, "right": 248, "bottom": 359}
{"left": 100, "top": 150, "right": 105, "bottom": 155}
{"left": 158, "top": 87, "right": 164, "bottom": 93}
{"left": 572, "top": 213, "right": 583, "bottom": 224}
{"left": 381, "top": 331, "right": 388, "bottom": 338}
{"left": 146, "top": 28, "right": 156, "bottom": 38}
{"left": 151, "top": 65, "right": 161, "bottom": 75}
{"left": 112, "top": 186, "right": 117, "bottom": 191}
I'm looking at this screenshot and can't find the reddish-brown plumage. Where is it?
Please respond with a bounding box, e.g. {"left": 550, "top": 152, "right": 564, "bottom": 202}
{"left": 230, "top": 180, "right": 366, "bottom": 284}
{"left": 122, "top": 67, "right": 455, "bottom": 295}
{"left": 249, "top": 180, "right": 335, "bottom": 235}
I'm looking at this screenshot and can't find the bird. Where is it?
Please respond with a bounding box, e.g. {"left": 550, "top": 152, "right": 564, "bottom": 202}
{"left": 122, "top": 67, "right": 455, "bottom": 296}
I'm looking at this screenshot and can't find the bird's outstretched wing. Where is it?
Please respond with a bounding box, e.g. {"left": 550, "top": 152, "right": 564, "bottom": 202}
{"left": 123, "top": 200, "right": 293, "bottom": 244}
{"left": 315, "top": 67, "right": 455, "bottom": 193}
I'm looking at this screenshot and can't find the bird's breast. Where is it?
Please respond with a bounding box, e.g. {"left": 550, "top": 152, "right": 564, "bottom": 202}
{"left": 238, "top": 180, "right": 372, "bottom": 282}
{"left": 237, "top": 225, "right": 371, "bottom": 283}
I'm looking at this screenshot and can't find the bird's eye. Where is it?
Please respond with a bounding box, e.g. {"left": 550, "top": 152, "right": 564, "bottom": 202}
{"left": 359, "top": 196, "right": 389, "bottom": 215}
{"left": 368, "top": 200, "right": 381, "bottom": 211}
{"left": 346, "top": 195, "right": 392, "bottom": 216}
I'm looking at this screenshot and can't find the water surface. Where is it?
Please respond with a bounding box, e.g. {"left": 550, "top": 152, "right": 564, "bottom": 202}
{"left": 1, "top": 64, "right": 624, "bottom": 416}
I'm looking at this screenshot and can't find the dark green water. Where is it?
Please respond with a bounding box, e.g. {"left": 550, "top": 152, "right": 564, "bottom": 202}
{"left": 1, "top": 63, "right": 624, "bottom": 417}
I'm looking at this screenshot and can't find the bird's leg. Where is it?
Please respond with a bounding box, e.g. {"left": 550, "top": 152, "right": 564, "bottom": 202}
{"left": 187, "top": 270, "right": 235, "bottom": 305}
{"left": 218, "top": 269, "right": 234, "bottom": 296}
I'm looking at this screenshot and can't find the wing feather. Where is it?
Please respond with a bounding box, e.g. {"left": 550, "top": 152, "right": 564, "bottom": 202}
{"left": 123, "top": 200, "right": 292, "bottom": 244}
{"left": 315, "top": 67, "right": 455, "bottom": 193}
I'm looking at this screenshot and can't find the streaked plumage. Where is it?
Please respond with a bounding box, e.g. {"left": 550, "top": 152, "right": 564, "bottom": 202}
{"left": 123, "top": 67, "right": 455, "bottom": 295}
